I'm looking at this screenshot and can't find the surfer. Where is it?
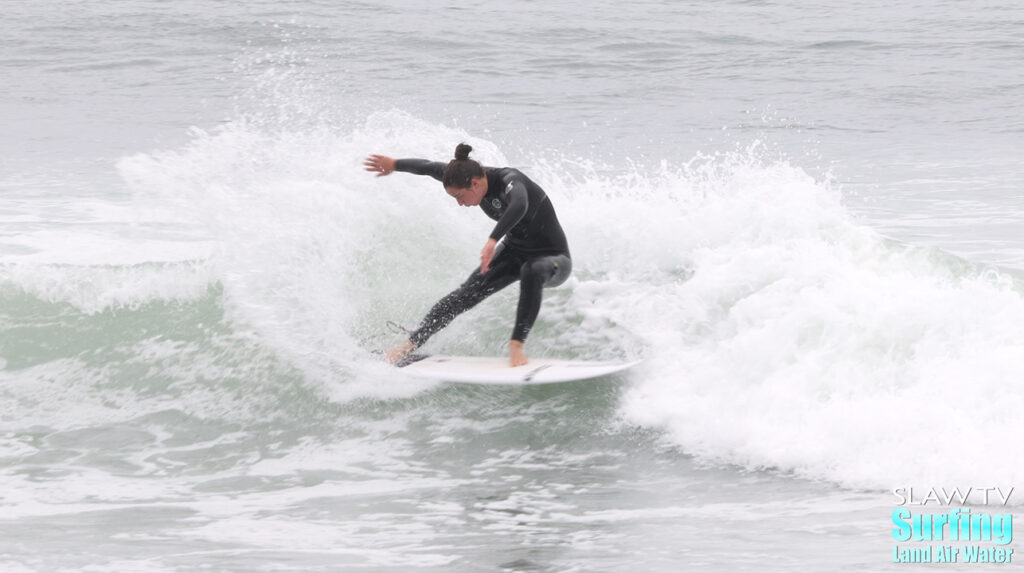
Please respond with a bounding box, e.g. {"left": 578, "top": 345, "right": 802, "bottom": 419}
{"left": 364, "top": 143, "right": 571, "bottom": 367}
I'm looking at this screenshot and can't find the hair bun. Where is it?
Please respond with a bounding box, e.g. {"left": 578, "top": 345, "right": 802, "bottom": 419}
{"left": 454, "top": 143, "right": 473, "bottom": 161}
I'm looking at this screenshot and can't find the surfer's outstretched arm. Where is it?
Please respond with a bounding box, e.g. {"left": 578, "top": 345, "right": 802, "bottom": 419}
{"left": 363, "top": 154, "right": 445, "bottom": 182}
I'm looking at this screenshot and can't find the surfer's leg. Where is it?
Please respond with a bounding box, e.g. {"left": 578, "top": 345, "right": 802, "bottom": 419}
{"left": 407, "top": 247, "right": 519, "bottom": 348}
{"left": 512, "top": 254, "right": 572, "bottom": 343}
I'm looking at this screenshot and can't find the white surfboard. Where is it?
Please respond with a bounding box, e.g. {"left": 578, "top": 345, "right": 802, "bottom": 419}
{"left": 396, "top": 354, "right": 640, "bottom": 385}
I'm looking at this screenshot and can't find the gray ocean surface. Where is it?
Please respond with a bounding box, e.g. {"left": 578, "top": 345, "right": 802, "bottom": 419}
{"left": 2, "top": 1, "right": 1023, "bottom": 571}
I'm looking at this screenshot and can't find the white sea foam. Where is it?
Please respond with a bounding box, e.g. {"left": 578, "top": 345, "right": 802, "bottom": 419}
{"left": 0, "top": 260, "right": 217, "bottom": 314}
{"left": 118, "top": 111, "right": 513, "bottom": 388}
{"left": 563, "top": 151, "right": 1024, "bottom": 491}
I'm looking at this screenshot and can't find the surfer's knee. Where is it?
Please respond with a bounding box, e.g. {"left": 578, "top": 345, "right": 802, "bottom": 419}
{"left": 519, "top": 259, "right": 547, "bottom": 284}
{"left": 547, "top": 255, "right": 571, "bottom": 287}
{"left": 520, "top": 255, "right": 571, "bottom": 288}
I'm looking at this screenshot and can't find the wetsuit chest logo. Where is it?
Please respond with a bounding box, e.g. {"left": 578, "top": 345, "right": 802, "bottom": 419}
{"left": 491, "top": 198, "right": 503, "bottom": 210}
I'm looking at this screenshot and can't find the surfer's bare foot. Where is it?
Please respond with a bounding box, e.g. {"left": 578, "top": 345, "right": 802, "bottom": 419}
{"left": 384, "top": 340, "right": 415, "bottom": 364}
{"left": 509, "top": 340, "right": 528, "bottom": 367}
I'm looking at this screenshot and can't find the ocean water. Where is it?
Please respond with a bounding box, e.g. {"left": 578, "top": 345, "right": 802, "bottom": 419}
{"left": 2, "top": 1, "right": 1023, "bottom": 571}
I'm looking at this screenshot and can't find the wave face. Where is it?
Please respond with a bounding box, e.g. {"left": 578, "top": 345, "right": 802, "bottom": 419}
{"left": 4, "top": 111, "right": 1020, "bottom": 495}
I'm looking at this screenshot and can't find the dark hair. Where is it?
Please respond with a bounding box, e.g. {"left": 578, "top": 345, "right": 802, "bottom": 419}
{"left": 442, "top": 143, "right": 485, "bottom": 189}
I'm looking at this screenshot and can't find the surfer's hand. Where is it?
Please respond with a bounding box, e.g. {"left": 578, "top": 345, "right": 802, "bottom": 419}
{"left": 363, "top": 154, "right": 396, "bottom": 177}
{"left": 480, "top": 238, "right": 498, "bottom": 274}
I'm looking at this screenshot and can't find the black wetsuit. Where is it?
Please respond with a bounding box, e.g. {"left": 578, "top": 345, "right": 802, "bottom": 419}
{"left": 394, "top": 159, "right": 572, "bottom": 346}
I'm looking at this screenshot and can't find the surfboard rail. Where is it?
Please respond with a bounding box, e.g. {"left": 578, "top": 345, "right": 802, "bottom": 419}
{"left": 395, "top": 354, "right": 640, "bottom": 385}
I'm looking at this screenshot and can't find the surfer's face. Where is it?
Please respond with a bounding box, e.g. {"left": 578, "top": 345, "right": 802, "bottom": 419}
{"left": 446, "top": 177, "right": 486, "bottom": 207}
